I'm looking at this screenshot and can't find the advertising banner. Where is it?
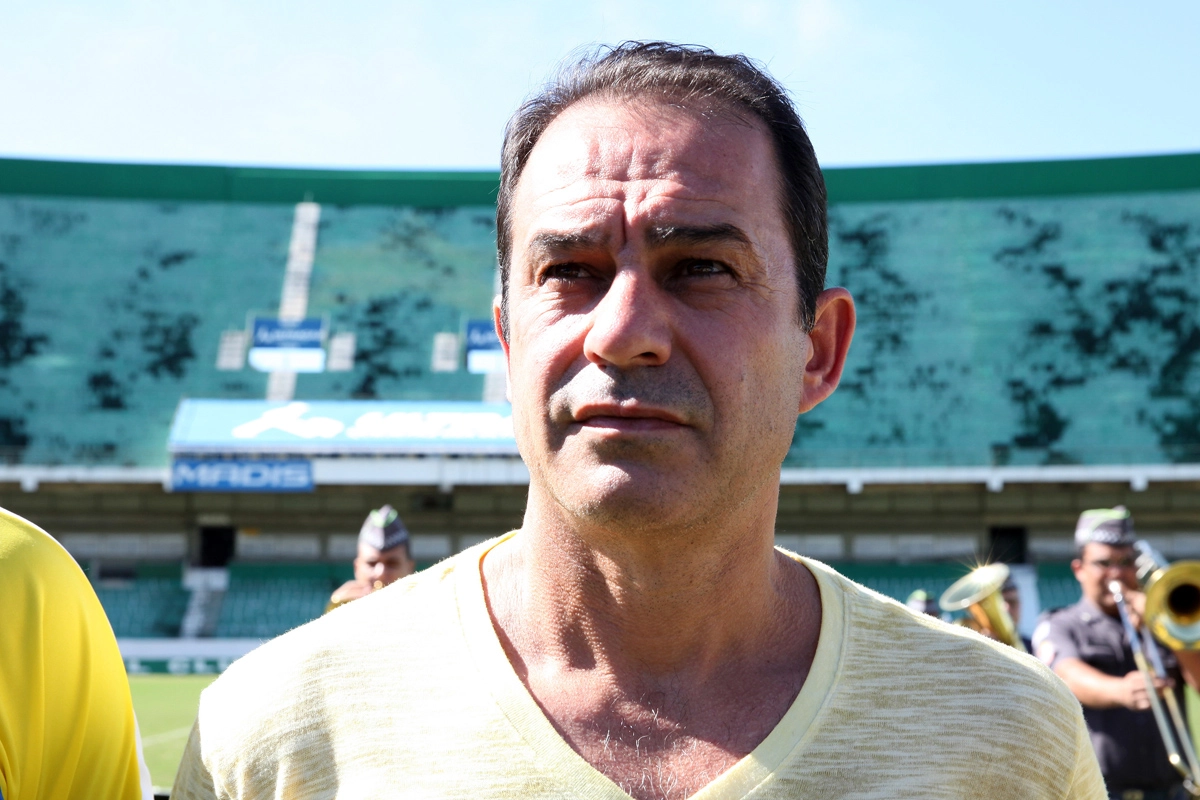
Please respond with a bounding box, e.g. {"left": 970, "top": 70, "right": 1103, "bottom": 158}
{"left": 169, "top": 400, "right": 518, "bottom": 456}
{"left": 248, "top": 317, "right": 326, "bottom": 372}
{"left": 171, "top": 458, "right": 314, "bottom": 492}
{"left": 465, "top": 319, "right": 505, "bottom": 374}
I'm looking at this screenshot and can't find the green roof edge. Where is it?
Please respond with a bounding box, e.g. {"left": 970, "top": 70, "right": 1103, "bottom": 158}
{"left": 824, "top": 151, "right": 1200, "bottom": 203}
{"left": 2, "top": 151, "right": 1199, "bottom": 206}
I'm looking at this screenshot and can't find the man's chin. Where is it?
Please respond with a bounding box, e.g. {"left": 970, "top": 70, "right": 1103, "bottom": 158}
{"left": 549, "top": 464, "right": 709, "bottom": 532}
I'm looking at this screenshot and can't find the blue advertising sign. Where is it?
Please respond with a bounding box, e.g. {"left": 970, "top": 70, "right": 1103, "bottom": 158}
{"left": 248, "top": 318, "right": 326, "bottom": 373}
{"left": 252, "top": 318, "right": 324, "bottom": 348}
{"left": 171, "top": 459, "right": 314, "bottom": 492}
{"left": 465, "top": 319, "right": 504, "bottom": 374}
{"left": 169, "top": 400, "right": 518, "bottom": 456}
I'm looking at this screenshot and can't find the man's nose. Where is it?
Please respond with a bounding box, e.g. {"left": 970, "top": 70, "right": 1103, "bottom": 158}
{"left": 582, "top": 269, "right": 672, "bottom": 368}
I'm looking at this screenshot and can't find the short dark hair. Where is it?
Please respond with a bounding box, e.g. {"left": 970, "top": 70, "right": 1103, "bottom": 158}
{"left": 495, "top": 41, "right": 828, "bottom": 337}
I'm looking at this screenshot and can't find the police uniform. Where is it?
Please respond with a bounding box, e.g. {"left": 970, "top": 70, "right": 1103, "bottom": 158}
{"left": 1034, "top": 600, "right": 1183, "bottom": 798}
{"left": 1032, "top": 505, "right": 1189, "bottom": 800}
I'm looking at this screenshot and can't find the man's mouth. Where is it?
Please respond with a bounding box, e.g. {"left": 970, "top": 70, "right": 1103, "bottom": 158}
{"left": 572, "top": 402, "right": 688, "bottom": 432}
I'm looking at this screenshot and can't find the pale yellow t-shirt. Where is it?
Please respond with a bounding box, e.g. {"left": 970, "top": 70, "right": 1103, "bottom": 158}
{"left": 173, "top": 533, "right": 1105, "bottom": 799}
{"left": 0, "top": 507, "right": 149, "bottom": 800}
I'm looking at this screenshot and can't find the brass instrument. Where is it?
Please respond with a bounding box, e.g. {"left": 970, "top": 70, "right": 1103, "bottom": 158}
{"left": 939, "top": 563, "right": 1026, "bottom": 652}
{"left": 1110, "top": 542, "right": 1200, "bottom": 794}
{"left": 1137, "top": 543, "right": 1200, "bottom": 651}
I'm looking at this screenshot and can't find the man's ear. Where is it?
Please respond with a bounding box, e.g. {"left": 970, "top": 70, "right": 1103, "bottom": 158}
{"left": 492, "top": 296, "right": 513, "bottom": 403}
{"left": 798, "top": 287, "right": 856, "bottom": 414}
{"left": 492, "top": 297, "right": 509, "bottom": 354}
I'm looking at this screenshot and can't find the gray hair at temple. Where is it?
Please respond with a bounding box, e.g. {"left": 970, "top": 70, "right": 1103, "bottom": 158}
{"left": 495, "top": 40, "right": 828, "bottom": 339}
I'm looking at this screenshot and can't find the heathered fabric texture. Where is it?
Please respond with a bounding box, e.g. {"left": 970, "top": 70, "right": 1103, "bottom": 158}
{"left": 173, "top": 534, "right": 1105, "bottom": 799}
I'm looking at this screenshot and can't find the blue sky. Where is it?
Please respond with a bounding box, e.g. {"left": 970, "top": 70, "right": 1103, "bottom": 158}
{"left": 3, "top": 1, "right": 1198, "bottom": 170}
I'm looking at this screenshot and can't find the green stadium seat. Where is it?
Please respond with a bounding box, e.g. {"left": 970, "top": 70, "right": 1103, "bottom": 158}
{"left": 92, "top": 576, "right": 189, "bottom": 638}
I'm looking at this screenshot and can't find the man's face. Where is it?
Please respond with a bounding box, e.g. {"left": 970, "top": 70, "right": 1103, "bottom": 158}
{"left": 1001, "top": 588, "right": 1021, "bottom": 626}
{"left": 499, "top": 97, "right": 852, "bottom": 533}
{"left": 1072, "top": 542, "right": 1137, "bottom": 614}
{"left": 354, "top": 543, "right": 414, "bottom": 587}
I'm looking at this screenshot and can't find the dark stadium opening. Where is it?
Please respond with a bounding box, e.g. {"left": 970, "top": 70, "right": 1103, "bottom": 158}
{"left": 198, "top": 525, "right": 236, "bottom": 567}
{"left": 411, "top": 493, "right": 453, "bottom": 512}
{"left": 988, "top": 526, "right": 1028, "bottom": 564}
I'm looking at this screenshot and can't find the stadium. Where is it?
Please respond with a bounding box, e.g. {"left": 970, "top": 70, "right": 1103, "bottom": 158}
{"left": 3, "top": 149, "right": 1199, "bottom": 788}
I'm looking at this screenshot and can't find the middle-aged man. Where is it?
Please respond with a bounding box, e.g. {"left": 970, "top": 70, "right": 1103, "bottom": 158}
{"left": 1035, "top": 506, "right": 1200, "bottom": 800}
{"left": 174, "top": 42, "right": 1104, "bottom": 799}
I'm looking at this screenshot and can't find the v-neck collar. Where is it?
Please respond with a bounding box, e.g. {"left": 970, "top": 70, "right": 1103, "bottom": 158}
{"left": 455, "top": 532, "right": 846, "bottom": 800}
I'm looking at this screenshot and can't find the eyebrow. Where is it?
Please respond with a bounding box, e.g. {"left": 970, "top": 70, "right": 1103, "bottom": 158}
{"left": 643, "top": 223, "right": 753, "bottom": 251}
{"left": 527, "top": 223, "right": 753, "bottom": 259}
{"left": 527, "top": 230, "right": 609, "bottom": 259}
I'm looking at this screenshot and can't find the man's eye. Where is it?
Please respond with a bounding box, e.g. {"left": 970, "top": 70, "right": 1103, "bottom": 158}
{"left": 677, "top": 259, "right": 731, "bottom": 278}
{"left": 540, "top": 263, "right": 591, "bottom": 284}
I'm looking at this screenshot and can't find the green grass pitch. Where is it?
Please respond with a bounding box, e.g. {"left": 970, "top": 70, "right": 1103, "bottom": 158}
{"left": 131, "top": 674, "right": 218, "bottom": 790}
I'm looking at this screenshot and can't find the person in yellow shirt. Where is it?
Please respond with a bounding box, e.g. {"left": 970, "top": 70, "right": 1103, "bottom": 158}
{"left": 0, "top": 507, "right": 150, "bottom": 800}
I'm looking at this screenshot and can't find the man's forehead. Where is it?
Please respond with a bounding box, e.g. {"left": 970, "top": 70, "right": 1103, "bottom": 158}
{"left": 1082, "top": 542, "right": 1134, "bottom": 559}
{"left": 511, "top": 98, "right": 776, "bottom": 234}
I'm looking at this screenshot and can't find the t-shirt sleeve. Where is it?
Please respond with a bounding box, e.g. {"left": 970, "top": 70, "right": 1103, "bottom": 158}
{"left": 1032, "top": 613, "right": 1081, "bottom": 669}
{"left": 1063, "top": 703, "right": 1107, "bottom": 799}
{"left": 171, "top": 722, "right": 219, "bottom": 800}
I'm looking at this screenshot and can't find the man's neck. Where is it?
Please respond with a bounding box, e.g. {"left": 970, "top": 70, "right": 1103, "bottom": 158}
{"left": 480, "top": 485, "right": 822, "bottom": 798}
{"left": 490, "top": 504, "right": 807, "bottom": 674}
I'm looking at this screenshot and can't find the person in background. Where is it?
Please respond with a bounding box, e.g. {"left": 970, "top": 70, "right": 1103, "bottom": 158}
{"left": 326, "top": 504, "right": 415, "bottom": 611}
{"left": 1001, "top": 574, "right": 1034, "bottom": 651}
{"left": 906, "top": 589, "right": 941, "bottom": 617}
{"left": 1033, "top": 506, "right": 1200, "bottom": 800}
{"left": 0, "top": 507, "right": 152, "bottom": 799}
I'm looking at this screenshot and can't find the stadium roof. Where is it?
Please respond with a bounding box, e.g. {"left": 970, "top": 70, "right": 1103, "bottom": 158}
{"left": 3, "top": 151, "right": 1200, "bottom": 205}
{"left": 1, "top": 152, "right": 1198, "bottom": 491}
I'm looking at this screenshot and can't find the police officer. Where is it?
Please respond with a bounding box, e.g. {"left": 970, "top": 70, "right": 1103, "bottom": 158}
{"left": 1033, "top": 506, "right": 1200, "bottom": 800}
{"left": 327, "top": 505, "right": 415, "bottom": 611}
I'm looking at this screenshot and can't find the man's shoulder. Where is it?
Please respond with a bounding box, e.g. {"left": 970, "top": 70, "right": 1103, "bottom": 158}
{"left": 195, "top": 545, "right": 482, "bottom": 754}
{"left": 812, "top": 562, "right": 1081, "bottom": 715}
{"left": 0, "top": 505, "right": 110, "bottom": 633}
{"left": 0, "top": 506, "right": 80, "bottom": 583}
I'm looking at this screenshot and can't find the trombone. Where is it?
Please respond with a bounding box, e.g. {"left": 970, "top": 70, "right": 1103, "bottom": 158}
{"left": 1110, "top": 541, "right": 1200, "bottom": 795}
{"left": 939, "top": 563, "right": 1026, "bottom": 652}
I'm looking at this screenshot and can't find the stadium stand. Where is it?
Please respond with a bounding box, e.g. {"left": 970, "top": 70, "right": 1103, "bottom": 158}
{"left": 214, "top": 563, "right": 351, "bottom": 638}
{"left": 91, "top": 565, "right": 189, "bottom": 638}
{"left": 0, "top": 154, "right": 1197, "bottom": 471}
{"left": 0, "top": 153, "right": 1192, "bottom": 658}
{"left": 0, "top": 193, "right": 496, "bottom": 468}
{"left": 835, "top": 562, "right": 967, "bottom": 605}
{"left": 1036, "top": 562, "right": 1083, "bottom": 613}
